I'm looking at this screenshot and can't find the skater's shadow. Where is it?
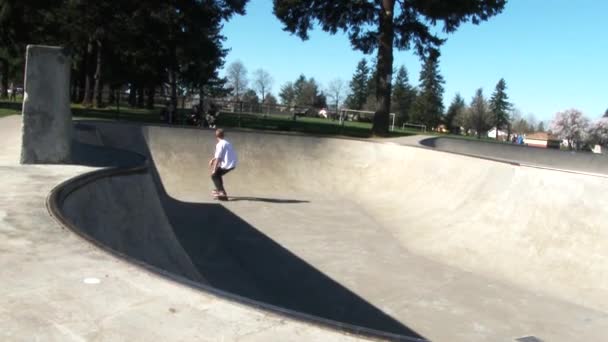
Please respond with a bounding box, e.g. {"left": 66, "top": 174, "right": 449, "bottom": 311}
{"left": 228, "top": 196, "right": 309, "bottom": 204}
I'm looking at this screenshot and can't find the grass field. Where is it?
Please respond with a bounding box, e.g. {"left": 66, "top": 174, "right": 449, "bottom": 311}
{"left": 1, "top": 100, "right": 517, "bottom": 143}
{"left": 0, "top": 101, "right": 21, "bottom": 117}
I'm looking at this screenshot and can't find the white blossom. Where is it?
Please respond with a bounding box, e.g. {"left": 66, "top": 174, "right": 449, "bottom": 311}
{"left": 587, "top": 117, "right": 608, "bottom": 147}
{"left": 549, "top": 109, "right": 590, "bottom": 150}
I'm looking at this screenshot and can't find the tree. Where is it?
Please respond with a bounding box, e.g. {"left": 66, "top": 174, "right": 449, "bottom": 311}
{"left": 588, "top": 118, "right": 608, "bottom": 147}
{"left": 489, "top": 78, "right": 511, "bottom": 136}
{"left": 253, "top": 68, "right": 273, "bottom": 103}
{"left": 445, "top": 93, "right": 466, "bottom": 133}
{"left": 0, "top": 0, "right": 248, "bottom": 108}
{"left": 264, "top": 93, "right": 278, "bottom": 106}
{"left": 295, "top": 75, "right": 322, "bottom": 107}
{"left": 468, "top": 88, "right": 492, "bottom": 138}
{"left": 314, "top": 91, "right": 328, "bottom": 109}
{"left": 345, "top": 59, "right": 369, "bottom": 110}
{"left": 363, "top": 59, "right": 379, "bottom": 111}
{"left": 604, "top": 108, "right": 608, "bottom": 118}
{"left": 279, "top": 82, "right": 295, "bottom": 106}
{"left": 410, "top": 51, "right": 444, "bottom": 129}
{"left": 273, "top": 0, "right": 506, "bottom": 135}
{"left": 526, "top": 113, "right": 538, "bottom": 133}
{"left": 391, "top": 65, "right": 416, "bottom": 125}
{"left": 550, "top": 109, "right": 590, "bottom": 150}
{"left": 241, "top": 89, "right": 259, "bottom": 105}
{"left": 537, "top": 121, "right": 545, "bottom": 132}
{"left": 327, "top": 78, "right": 347, "bottom": 112}
{"left": 510, "top": 108, "right": 530, "bottom": 135}
{"left": 226, "top": 60, "right": 248, "bottom": 101}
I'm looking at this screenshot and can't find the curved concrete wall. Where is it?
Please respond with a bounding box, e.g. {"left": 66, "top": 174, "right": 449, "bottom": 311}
{"left": 420, "top": 136, "right": 608, "bottom": 175}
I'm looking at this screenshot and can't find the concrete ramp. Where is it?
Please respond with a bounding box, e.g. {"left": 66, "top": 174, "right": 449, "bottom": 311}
{"left": 52, "top": 121, "right": 608, "bottom": 341}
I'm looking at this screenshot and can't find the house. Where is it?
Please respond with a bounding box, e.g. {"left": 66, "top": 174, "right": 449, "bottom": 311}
{"left": 524, "top": 132, "right": 561, "bottom": 149}
{"left": 487, "top": 128, "right": 508, "bottom": 140}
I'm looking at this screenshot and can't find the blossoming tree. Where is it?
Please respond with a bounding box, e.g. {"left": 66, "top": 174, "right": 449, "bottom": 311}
{"left": 550, "top": 109, "right": 590, "bottom": 150}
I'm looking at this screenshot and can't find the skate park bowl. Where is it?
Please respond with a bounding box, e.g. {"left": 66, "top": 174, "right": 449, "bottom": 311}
{"left": 48, "top": 120, "right": 608, "bottom": 341}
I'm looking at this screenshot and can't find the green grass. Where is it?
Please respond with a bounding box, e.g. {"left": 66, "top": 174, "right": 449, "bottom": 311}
{"left": 0, "top": 101, "right": 21, "bottom": 117}
{"left": 5, "top": 100, "right": 512, "bottom": 141}
{"left": 217, "top": 112, "right": 423, "bottom": 138}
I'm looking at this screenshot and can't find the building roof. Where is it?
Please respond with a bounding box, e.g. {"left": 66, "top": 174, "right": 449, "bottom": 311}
{"left": 525, "top": 132, "right": 560, "bottom": 141}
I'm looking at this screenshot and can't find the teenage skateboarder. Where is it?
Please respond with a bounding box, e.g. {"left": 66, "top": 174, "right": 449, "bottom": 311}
{"left": 209, "top": 128, "right": 237, "bottom": 200}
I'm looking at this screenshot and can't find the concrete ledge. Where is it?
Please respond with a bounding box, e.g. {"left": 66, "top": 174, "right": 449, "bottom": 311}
{"left": 21, "top": 45, "right": 72, "bottom": 164}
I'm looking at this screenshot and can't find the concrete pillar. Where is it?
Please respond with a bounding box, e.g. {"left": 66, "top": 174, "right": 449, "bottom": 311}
{"left": 21, "top": 45, "right": 72, "bottom": 164}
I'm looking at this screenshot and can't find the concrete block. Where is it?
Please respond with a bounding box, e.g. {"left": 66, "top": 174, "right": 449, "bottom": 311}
{"left": 21, "top": 45, "right": 72, "bottom": 164}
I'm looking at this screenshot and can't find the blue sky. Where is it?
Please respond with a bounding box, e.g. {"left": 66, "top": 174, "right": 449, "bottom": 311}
{"left": 220, "top": 0, "right": 608, "bottom": 122}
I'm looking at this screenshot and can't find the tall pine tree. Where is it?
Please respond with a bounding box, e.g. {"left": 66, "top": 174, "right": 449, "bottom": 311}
{"left": 489, "top": 78, "right": 511, "bottom": 138}
{"left": 345, "top": 59, "right": 369, "bottom": 110}
{"left": 274, "top": 0, "right": 506, "bottom": 135}
{"left": 469, "top": 88, "right": 492, "bottom": 138}
{"left": 445, "top": 93, "right": 465, "bottom": 133}
{"left": 411, "top": 51, "right": 444, "bottom": 129}
{"left": 391, "top": 65, "right": 416, "bottom": 125}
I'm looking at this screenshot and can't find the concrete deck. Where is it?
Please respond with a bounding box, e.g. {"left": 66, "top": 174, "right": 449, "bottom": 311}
{"left": 0, "top": 116, "right": 364, "bottom": 342}
{"left": 2, "top": 115, "right": 608, "bottom": 341}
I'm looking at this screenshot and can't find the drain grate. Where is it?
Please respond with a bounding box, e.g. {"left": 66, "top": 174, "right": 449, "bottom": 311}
{"left": 515, "top": 336, "right": 542, "bottom": 342}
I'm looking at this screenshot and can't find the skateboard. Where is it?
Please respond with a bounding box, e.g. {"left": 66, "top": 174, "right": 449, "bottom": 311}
{"left": 212, "top": 190, "right": 228, "bottom": 201}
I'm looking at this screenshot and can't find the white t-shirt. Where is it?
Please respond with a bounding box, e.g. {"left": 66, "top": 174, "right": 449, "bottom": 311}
{"left": 214, "top": 139, "right": 237, "bottom": 169}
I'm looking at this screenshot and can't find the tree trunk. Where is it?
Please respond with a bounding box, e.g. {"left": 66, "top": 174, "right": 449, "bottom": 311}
{"left": 128, "top": 83, "right": 137, "bottom": 106}
{"left": 93, "top": 39, "right": 103, "bottom": 108}
{"left": 137, "top": 86, "right": 145, "bottom": 108}
{"left": 108, "top": 85, "right": 116, "bottom": 105}
{"left": 146, "top": 86, "right": 155, "bottom": 109}
{"left": 82, "top": 36, "right": 95, "bottom": 106}
{"left": 372, "top": 0, "right": 395, "bottom": 136}
{"left": 0, "top": 58, "right": 8, "bottom": 99}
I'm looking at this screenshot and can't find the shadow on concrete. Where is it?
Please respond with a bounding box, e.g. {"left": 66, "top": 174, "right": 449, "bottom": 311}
{"left": 227, "top": 196, "right": 309, "bottom": 204}
{"left": 68, "top": 121, "right": 426, "bottom": 341}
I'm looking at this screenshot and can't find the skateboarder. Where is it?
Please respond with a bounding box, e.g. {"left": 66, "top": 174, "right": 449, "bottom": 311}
{"left": 209, "top": 128, "right": 237, "bottom": 200}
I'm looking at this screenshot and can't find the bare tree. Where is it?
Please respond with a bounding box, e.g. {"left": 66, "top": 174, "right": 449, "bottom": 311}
{"left": 253, "top": 69, "right": 273, "bottom": 103}
{"left": 526, "top": 113, "right": 538, "bottom": 133}
{"left": 226, "top": 60, "right": 248, "bottom": 101}
{"left": 327, "top": 78, "right": 347, "bottom": 113}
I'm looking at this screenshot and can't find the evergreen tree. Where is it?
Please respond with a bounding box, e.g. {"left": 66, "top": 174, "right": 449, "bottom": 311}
{"left": 489, "top": 78, "right": 511, "bottom": 135}
{"left": 274, "top": 0, "right": 506, "bottom": 135}
{"left": 391, "top": 65, "right": 415, "bottom": 125}
{"left": 279, "top": 82, "right": 295, "bottom": 106}
{"left": 411, "top": 51, "right": 444, "bottom": 129}
{"left": 345, "top": 59, "right": 369, "bottom": 110}
{"left": 469, "top": 88, "right": 492, "bottom": 138}
{"left": 363, "top": 59, "right": 379, "bottom": 111}
{"left": 0, "top": 0, "right": 248, "bottom": 107}
{"left": 445, "top": 93, "right": 466, "bottom": 133}
{"left": 537, "top": 121, "right": 545, "bottom": 132}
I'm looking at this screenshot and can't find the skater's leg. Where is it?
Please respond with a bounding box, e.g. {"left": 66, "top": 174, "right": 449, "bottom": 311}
{"left": 211, "top": 171, "right": 224, "bottom": 192}
{"left": 211, "top": 168, "right": 231, "bottom": 193}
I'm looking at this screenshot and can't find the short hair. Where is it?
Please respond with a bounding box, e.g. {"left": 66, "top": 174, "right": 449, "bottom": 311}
{"left": 215, "top": 128, "right": 224, "bottom": 138}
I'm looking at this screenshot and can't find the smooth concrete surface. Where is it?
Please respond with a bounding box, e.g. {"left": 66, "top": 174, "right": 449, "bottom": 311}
{"left": 0, "top": 116, "right": 368, "bottom": 342}
{"left": 20, "top": 45, "right": 72, "bottom": 164}
{"left": 49, "top": 120, "right": 608, "bottom": 341}
{"left": 420, "top": 136, "right": 608, "bottom": 175}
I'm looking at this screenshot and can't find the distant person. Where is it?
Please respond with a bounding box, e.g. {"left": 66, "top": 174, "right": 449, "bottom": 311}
{"left": 209, "top": 128, "right": 237, "bottom": 200}
{"left": 205, "top": 112, "right": 216, "bottom": 128}
{"left": 9, "top": 83, "right": 16, "bottom": 102}
{"left": 517, "top": 135, "right": 524, "bottom": 145}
